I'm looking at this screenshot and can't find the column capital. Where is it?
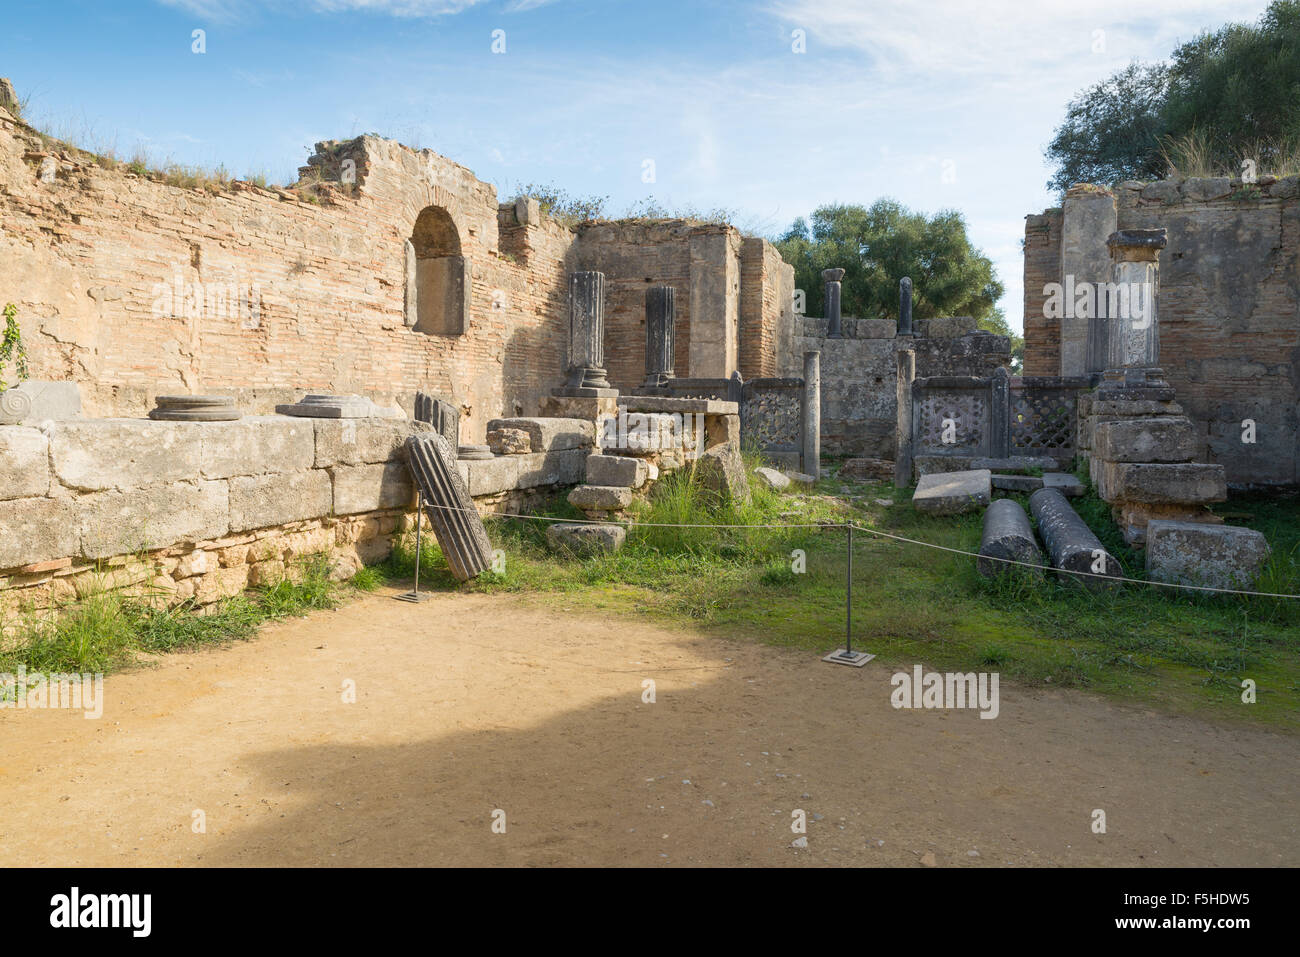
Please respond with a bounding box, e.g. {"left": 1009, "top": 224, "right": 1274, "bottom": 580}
{"left": 1107, "top": 228, "right": 1167, "bottom": 262}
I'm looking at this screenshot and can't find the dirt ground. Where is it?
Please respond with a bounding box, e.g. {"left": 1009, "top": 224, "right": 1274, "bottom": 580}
{"left": 1, "top": 588, "right": 1296, "bottom": 867}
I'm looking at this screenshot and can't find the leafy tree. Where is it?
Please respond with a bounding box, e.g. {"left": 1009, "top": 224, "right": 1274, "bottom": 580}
{"left": 773, "top": 200, "right": 1003, "bottom": 324}
{"left": 1045, "top": 62, "right": 1170, "bottom": 192}
{"left": 1046, "top": 0, "right": 1300, "bottom": 191}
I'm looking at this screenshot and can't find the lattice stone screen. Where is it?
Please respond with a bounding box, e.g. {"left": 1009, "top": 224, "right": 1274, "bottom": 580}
{"left": 1010, "top": 386, "right": 1075, "bottom": 458}
{"left": 917, "top": 392, "right": 987, "bottom": 453}
{"left": 911, "top": 373, "right": 1087, "bottom": 465}
{"left": 912, "top": 376, "right": 992, "bottom": 457}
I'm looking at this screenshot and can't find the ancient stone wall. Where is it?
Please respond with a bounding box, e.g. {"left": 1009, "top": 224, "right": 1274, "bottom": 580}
{"left": 1022, "top": 176, "right": 1300, "bottom": 486}
{"left": 0, "top": 417, "right": 422, "bottom": 616}
{"left": 792, "top": 315, "right": 1010, "bottom": 458}
{"left": 0, "top": 412, "right": 596, "bottom": 614}
{"left": 0, "top": 106, "right": 794, "bottom": 442}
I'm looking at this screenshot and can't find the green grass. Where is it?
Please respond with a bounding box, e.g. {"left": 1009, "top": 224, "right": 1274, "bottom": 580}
{"left": 381, "top": 460, "right": 1300, "bottom": 730}
{"left": 0, "top": 554, "right": 367, "bottom": 683}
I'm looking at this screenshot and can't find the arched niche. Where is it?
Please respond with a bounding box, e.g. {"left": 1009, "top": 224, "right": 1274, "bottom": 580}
{"left": 405, "top": 205, "right": 469, "bottom": 336}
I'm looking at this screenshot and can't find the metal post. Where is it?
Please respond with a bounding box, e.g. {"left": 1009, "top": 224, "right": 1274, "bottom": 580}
{"left": 822, "top": 521, "right": 873, "bottom": 666}
{"left": 395, "top": 490, "right": 431, "bottom": 603}
{"left": 413, "top": 491, "right": 423, "bottom": 594}
{"left": 846, "top": 523, "right": 853, "bottom": 656}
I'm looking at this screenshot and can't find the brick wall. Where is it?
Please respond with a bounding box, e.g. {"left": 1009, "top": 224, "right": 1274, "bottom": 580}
{"left": 571, "top": 221, "right": 694, "bottom": 392}
{"left": 740, "top": 237, "right": 795, "bottom": 379}
{"left": 1022, "top": 209, "right": 1062, "bottom": 376}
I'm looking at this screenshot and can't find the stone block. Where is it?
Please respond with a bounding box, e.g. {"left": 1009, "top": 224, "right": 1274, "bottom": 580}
{"left": 487, "top": 427, "right": 531, "bottom": 455}
{"left": 915, "top": 317, "right": 976, "bottom": 338}
{"left": 568, "top": 485, "right": 634, "bottom": 510}
{"left": 703, "top": 413, "right": 740, "bottom": 446}
{"left": 1145, "top": 520, "right": 1270, "bottom": 591}
{"left": 585, "top": 453, "right": 647, "bottom": 488}
{"left": 616, "top": 396, "right": 738, "bottom": 415}
{"left": 1042, "top": 472, "right": 1085, "bottom": 497}
{"left": 0, "top": 426, "right": 51, "bottom": 500}
{"left": 79, "top": 480, "right": 230, "bottom": 559}
{"left": 464, "top": 455, "right": 520, "bottom": 496}
{"left": 515, "top": 449, "right": 587, "bottom": 489}
{"left": 991, "top": 473, "right": 1043, "bottom": 492}
{"left": 1115, "top": 503, "right": 1222, "bottom": 548}
{"left": 192, "top": 564, "right": 252, "bottom": 605}
{"left": 753, "top": 466, "right": 791, "bottom": 490}
{"left": 1087, "top": 398, "right": 1182, "bottom": 417}
{"left": 485, "top": 417, "right": 594, "bottom": 452}
{"left": 545, "top": 523, "right": 626, "bottom": 556}
{"left": 1093, "top": 417, "right": 1197, "bottom": 463}
{"left": 694, "top": 442, "right": 751, "bottom": 504}
{"left": 912, "top": 469, "right": 991, "bottom": 515}
{"left": 0, "top": 380, "right": 81, "bottom": 425}
{"left": 313, "top": 418, "right": 420, "bottom": 467}
{"left": 1182, "top": 177, "right": 1232, "bottom": 201}
{"left": 228, "top": 470, "right": 333, "bottom": 532}
{"left": 970, "top": 456, "right": 1059, "bottom": 473}
{"left": 0, "top": 496, "right": 77, "bottom": 569}
{"left": 539, "top": 394, "right": 618, "bottom": 425}
{"left": 332, "top": 462, "right": 414, "bottom": 515}
{"left": 1096, "top": 462, "right": 1227, "bottom": 505}
{"left": 50, "top": 419, "right": 203, "bottom": 491}
{"left": 1140, "top": 181, "right": 1181, "bottom": 204}
{"left": 200, "top": 416, "right": 316, "bottom": 479}
{"left": 839, "top": 457, "right": 894, "bottom": 483}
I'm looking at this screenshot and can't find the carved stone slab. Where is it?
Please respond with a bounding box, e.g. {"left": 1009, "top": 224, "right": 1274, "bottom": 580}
{"left": 406, "top": 432, "right": 494, "bottom": 581}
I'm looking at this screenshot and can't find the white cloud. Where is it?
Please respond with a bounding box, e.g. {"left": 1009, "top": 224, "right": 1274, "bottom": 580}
{"left": 157, "top": 0, "right": 491, "bottom": 21}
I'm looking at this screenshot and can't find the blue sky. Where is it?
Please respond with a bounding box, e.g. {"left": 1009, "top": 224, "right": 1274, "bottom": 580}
{"left": 1, "top": 0, "right": 1273, "bottom": 330}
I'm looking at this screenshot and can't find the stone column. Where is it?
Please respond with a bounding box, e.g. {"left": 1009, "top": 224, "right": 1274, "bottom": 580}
{"left": 1100, "top": 228, "right": 1167, "bottom": 391}
{"left": 822, "top": 268, "right": 845, "bottom": 338}
{"left": 556, "top": 271, "right": 617, "bottom": 396}
{"left": 802, "top": 350, "right": 821, "bottom": 477}
{"left": 894, "top": 348, "right": 916, "bottom": 487}
{"left": 898, "top": 276, "right": 913, "bottom": 337}
{"left": 641, "top": 285, "right": 676, "bottom": 391}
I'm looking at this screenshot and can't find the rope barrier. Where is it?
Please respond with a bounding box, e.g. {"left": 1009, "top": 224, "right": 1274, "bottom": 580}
{"left": 403, "top": 499, "right": 1300, "bottom": 601}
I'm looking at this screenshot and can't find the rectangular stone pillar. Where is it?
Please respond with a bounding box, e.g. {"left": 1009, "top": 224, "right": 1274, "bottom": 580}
{"left": 989, "top": 366, "right": 1011, "bottom": 458}
{"left": 688, "top": 229, "right": 740, "bottom": 379}
{"left": 1059, "top": 186, "right": 1117, "bottom": 377}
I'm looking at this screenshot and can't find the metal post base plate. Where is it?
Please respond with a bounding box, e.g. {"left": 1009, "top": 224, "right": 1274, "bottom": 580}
{"left": 822, "top": 649, "right": 875, "bottom": 667}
